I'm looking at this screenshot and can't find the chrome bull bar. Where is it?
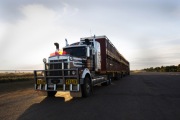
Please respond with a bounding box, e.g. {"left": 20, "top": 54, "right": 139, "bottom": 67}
{"left": 34, "top": 68, "right": 80, "bottom": 92}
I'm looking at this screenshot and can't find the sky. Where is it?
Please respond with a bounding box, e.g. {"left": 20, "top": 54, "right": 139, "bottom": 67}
{"left": 0, "top": 0, "right": 180, "bottom": 70}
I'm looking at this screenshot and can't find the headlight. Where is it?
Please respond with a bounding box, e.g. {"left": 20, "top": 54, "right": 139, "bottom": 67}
{"left": 71, "top": 71, "right": 76, "bottom": 75}
{"left": 69, "top": 57, "right": 73, "bottom": 61}
{"left": 43, "top": 58, "right": 47, "bottom": 63}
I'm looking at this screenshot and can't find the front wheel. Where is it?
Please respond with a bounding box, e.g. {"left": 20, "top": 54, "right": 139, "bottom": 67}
{"left": 81, "top": 76, "right": 92, "bottom": 98}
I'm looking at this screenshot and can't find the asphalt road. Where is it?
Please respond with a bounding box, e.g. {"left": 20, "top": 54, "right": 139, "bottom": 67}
{"left": 0, "top": 72, "right": 180, "bottom": 120}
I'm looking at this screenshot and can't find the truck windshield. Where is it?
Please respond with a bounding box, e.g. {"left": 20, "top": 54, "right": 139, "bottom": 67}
{"left": 63, "top": 46, "right": 86, "bottom": 57}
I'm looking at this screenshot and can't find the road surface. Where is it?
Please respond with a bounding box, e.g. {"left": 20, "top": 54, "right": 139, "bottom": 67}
{"left": 0, "top": 72, "right": 180, "bottom": 120}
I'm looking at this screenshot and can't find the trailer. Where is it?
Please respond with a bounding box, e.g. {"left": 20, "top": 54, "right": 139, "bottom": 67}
{"left": 81, "top": 36, "right": 130, "bottom": 78}
{"left": 34, "top": 35, "right": 130, "bottom": 97}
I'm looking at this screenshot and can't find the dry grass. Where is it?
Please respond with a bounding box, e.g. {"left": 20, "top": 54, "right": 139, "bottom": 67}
{"left": 0, "top": 72, "right": 34, "bottom": 82}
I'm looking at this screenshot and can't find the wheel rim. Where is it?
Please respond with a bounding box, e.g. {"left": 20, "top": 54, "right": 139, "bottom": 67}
{"left": 86, "top": 83, "right": 90, "bottom": 93}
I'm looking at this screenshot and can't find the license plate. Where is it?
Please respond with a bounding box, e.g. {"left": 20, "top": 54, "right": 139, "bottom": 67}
{"left": 37, "top": 79, "right": 46, "bottom": 84}
{"left": 66, "top": 79, "right": 78, "bottom": 85}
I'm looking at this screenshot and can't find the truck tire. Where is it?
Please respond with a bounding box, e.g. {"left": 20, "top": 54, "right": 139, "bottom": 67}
{"left": 81, "top": 76, "right": 92, "bottom": 97}
{"left": 47, "top": 91, "right": 57, "bottom": 97}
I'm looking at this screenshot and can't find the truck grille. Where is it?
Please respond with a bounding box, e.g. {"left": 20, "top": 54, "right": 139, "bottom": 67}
{"left": 49, "top": 60, "right": 68, "bottom": 76}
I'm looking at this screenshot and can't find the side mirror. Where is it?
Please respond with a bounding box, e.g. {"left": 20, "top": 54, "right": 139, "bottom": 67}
{"left": 86, "top": 46, "right": 90, "bottom": 57}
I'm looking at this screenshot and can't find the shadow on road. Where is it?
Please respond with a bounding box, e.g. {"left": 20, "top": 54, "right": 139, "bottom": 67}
{"left": 17, "top": 83, "right": 113, "bottom": 120}
{"left": 17, "top": 74, "right": 180, "bottom": 120}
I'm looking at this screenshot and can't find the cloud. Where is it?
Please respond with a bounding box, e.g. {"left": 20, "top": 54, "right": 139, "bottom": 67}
{"left": 131, "top": 38, "right": 180, "bottom": 69}
{"left": 0, "top": 4, "right": 60, "bottom": 69}
{"left": 0, "top": 3, "right": 84, "bottom": 70}
{"left": 0, "top": 0, "right": 180, "bottom": 70}
{"left": 0, "top": 0, "right": 80, "bottom": 22}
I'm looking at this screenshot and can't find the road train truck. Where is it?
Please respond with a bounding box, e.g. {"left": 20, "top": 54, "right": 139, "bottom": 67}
{"left": 34, "top": 35, "right": 130, "bottom": 97}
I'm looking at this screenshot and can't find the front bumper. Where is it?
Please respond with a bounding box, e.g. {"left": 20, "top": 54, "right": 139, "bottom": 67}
{"left": 34, "top": 68, "right": 80, "bottom": 92}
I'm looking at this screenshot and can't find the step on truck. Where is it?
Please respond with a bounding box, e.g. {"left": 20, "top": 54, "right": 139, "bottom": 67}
{"left": 34, "top": 35, "right": 130, "bottom": 97}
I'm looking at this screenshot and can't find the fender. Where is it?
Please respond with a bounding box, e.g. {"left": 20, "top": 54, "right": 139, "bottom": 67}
{"left": 80, "top": 68, "right": 91, "bottom": 84}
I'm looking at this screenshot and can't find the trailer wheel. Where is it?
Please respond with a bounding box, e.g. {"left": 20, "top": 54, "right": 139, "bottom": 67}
{"left": 47, "top": 91, "right": 57, "bottom": 97}
{"left": 101, "top": 78, "right": 111, "bottom": 86}
{"left": 81, "top": 76, "right": 92, "bottom": 97}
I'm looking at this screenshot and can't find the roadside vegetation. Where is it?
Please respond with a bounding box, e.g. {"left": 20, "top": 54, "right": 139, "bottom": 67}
{"left": 144, "top": 64, "right": 180, "bottom": 72}
{"left": 0, "top": 72, "right": 34, "bottom": 83}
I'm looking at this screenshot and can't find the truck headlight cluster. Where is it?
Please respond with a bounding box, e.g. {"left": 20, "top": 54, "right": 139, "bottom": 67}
{"left": 71, "top": 71, "right": 76, "bottom": 75}
{"left": 69, "top": 57, "right": 73, "bottom": 61}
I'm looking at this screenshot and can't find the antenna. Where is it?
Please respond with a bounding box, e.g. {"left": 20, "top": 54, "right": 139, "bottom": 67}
{"left": 93, "top": 35, "right": 96, "bottom": 47}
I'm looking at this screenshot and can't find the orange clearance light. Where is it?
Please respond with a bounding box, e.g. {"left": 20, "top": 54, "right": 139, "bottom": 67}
{"left": 50, "top": 52, "right": 55, "bottom": 57}
{"left": 62, "top": 51, "right": 67, "bottom": 55}
{"left": 50, "top": 50, "right": 66, "bottom": 57}
{"left": 59, "top": 50, "right": 63, "bottom": 55}
{"left": 55, "top": 51, "right": 59, "bottom": 55}
{"left": 50, "top": 51, "right": 60, "bottom": 57}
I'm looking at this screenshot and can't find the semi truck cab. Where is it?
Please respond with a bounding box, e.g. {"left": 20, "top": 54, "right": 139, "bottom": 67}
{"left": 34, "top": 36, "right": 110, "bottom": 97}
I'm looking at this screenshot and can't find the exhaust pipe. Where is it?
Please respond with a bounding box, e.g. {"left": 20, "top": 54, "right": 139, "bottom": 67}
{"left": 54, "top": 42, "right": 59, "bottom": 51}
{"left": 65, "top": 38, "right": 69, "bottom": 46}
